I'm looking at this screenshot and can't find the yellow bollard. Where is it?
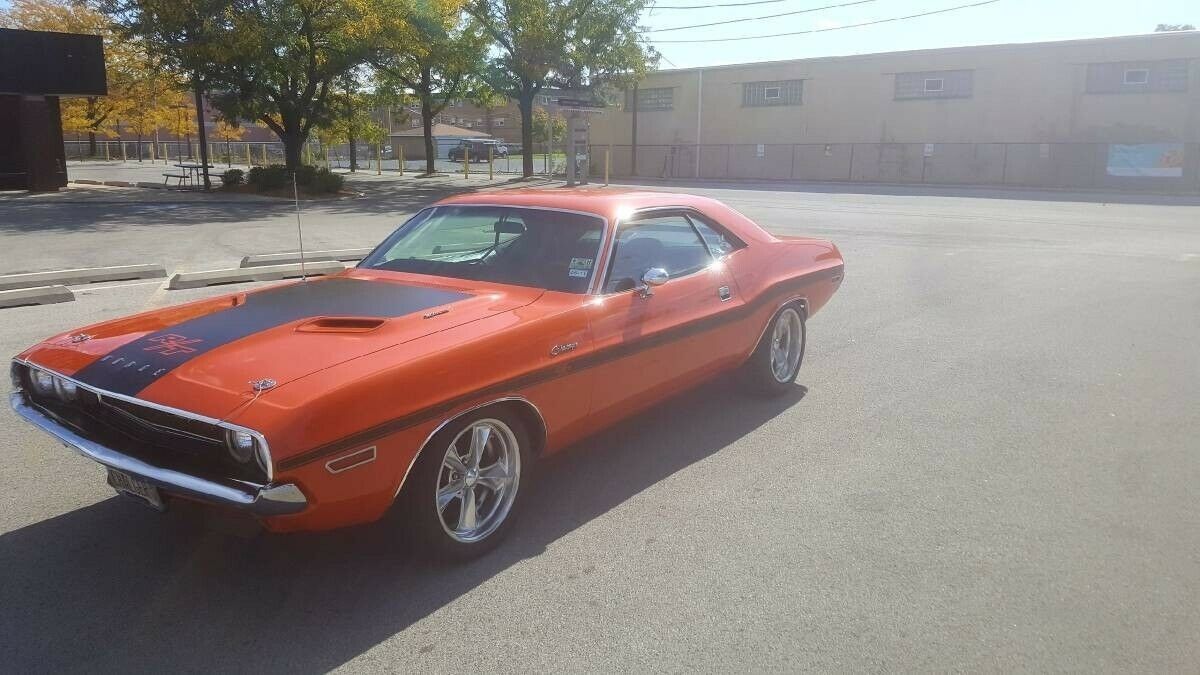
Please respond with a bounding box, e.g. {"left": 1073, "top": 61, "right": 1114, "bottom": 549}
{"left": 605, "top": 148, "right": 610, "bottom": 185}
{"left": 398, "top": 146, "right": 404, "bottom": 175}
{"left": 376, "top": 144, "right": 382, "bottom": 175}
{"left": 464, "top": 148, "right": 469, "bottom": 179}
{"left": 488, "top": 147, "right": 493, "bottom": 180}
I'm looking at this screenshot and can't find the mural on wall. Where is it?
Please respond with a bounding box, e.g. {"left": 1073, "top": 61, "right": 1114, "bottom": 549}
{"left": 1106, "top": 143, "right": 1185, "bottom": 177}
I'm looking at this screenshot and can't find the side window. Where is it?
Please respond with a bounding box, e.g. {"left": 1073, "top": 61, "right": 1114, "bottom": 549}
{"left": 605, "top": 215, "right": 712, "bottom": 293}
{"left": 686, "top": 214, "right": 744, "bottom": 258}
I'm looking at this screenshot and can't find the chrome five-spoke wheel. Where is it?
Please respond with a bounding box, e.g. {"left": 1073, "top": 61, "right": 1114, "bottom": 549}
{"left": 770, "top": 307, "right": 804, "bottom": 383}
{"left": 436, "top": 418, "right": 521, "bottom": 544}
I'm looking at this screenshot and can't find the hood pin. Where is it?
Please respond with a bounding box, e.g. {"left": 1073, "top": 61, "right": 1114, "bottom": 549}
{"left": 250, "top": 378, "right": 278, "bottom": 393}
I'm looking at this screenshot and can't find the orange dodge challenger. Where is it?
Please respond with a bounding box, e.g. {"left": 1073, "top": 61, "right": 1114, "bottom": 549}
{"left": 10, "top": 190, "right": 843, "bottom": 557}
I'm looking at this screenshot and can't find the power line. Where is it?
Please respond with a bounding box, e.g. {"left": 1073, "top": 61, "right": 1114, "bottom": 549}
{"left": 651, "top": 0, "right": 1001, "bottom": 43}
{"left": 649, "top": 0, "right": 821, "bottom": 9}
{"left": 645, "top": 0, "right": 878, "bottom": 33}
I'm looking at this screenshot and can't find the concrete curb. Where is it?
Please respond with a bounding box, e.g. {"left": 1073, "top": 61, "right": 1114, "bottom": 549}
{"left": 168, "top": 261, "right": 346, "bottom": 289}
{"left": 239, "top": 248, "right": 373, "bottom": 267}
{"left": 0, "top": 285, "right": 75, "bottom": 309}
{"left": 0, "top": 264, "right": 167, "bottom": 292}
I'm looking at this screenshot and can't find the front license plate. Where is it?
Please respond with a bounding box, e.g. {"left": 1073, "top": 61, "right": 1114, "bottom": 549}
{"left": 106, "top": 468, "right": 165, "bottom": 511}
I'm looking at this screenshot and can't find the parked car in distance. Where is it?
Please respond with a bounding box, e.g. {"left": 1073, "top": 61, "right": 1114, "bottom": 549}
{"left": 10, "top": 190, "right": 844, "bottom": 559}
{"left": 448, "top": 139, "right": 507, "bottom": 162}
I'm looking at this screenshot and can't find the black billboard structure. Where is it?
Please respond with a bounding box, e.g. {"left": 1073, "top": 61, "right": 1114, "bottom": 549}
{"left": 0, "top": 28, "right": 107, "bottom": 191}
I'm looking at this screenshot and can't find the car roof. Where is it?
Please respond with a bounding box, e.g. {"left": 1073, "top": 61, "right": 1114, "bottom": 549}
{"left": 433, "top": 189, "right": 729, "bottom": 224}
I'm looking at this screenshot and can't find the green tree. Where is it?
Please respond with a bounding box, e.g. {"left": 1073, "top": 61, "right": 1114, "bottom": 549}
{"left": 106, "top": 0, "right": 370, "bottom": 172}
{"left": 321, "top": 72, "right": 390, "bottom": 171}
{"left": 466, "top": 0, "right": 657, "bottom": 177}
{"left": 1155, "top": 23, "right": 1195, "bottom": 31}
{"left": 101, "top": 0, "right": 235, "bottom": 185}
{"left": 531, "top": 107, "right": 564, "bottom": 145}
{"left": 366, "top": 0, "right": 488, "bottom": 175}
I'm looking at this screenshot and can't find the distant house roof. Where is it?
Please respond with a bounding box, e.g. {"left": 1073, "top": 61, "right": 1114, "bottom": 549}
{"left": 389, "top": 123, "right": 492, "bottom": 139}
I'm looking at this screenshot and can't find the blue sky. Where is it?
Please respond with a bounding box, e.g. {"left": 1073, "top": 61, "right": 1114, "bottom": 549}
{"left": 640, "top": 0, "right": 1197, "bottom": 68}
{"left": 2, "top": 0, "right": 1194, "bottom": 71}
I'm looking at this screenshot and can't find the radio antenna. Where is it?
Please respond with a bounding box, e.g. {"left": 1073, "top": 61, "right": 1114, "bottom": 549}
{"left": 292, "top": 170, "right": 308, "bottom": 281}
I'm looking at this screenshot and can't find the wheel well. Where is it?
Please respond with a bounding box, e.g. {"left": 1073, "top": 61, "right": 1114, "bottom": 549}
{"left": 395, "top": 397, "right": 549, "bottom": 500}
{"left": 492, "top": 399, "right": 548, "bottom": 457}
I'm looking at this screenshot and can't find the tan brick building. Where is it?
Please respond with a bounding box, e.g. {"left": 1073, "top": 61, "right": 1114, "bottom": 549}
{"left": 588, "top": 32, "right": 1200, "bottom": 190}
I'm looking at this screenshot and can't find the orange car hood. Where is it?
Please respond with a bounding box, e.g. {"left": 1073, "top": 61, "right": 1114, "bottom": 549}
{"left": 25, "top": 275, "right": 540, "bottom": 419}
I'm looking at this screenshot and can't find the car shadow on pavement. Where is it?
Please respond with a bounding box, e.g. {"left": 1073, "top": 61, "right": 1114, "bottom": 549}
{"left": 0, "top": 376, "right": 807, "bottom": 673}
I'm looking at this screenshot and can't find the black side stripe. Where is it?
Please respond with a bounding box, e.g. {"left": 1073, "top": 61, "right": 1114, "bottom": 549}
{"left": 277, "top": 264, "right": 843, "bottom": 471}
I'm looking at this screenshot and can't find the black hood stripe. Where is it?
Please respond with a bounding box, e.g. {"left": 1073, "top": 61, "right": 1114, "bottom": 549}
{"left": 71, "top": 278, "right": 470, "bottom": 396}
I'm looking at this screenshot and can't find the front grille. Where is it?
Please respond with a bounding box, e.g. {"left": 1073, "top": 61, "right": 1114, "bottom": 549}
{"left": 14, "top": 363, "right": 267, "bottom": 485}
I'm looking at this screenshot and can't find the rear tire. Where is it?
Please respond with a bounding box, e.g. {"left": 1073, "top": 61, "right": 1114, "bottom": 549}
{"left": 741, "top": 304, "right": 806, "bottom": 396}
{"left": 396, "top": 407, "right": 531, "bottom": 560}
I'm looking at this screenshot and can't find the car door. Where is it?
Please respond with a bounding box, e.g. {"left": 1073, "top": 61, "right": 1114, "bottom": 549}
{"left": 584, "top": 211, "right": 736, "bottom": 424}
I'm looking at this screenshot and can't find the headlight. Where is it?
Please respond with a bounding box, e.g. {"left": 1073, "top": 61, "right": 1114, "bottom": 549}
{"left": 30, "top": 368, "right": 55, "bottom": 396}
{"left": 54, "top": 377, "right": 78, "bottom": 400}
{"left": 225, "top": 429, "right": 257, "bottom": 463}
{"left": 254, "top": 443, "right": 271, "bottom": 475}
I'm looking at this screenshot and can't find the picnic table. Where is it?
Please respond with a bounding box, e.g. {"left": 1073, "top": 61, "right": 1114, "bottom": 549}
{"left": 163, "top": 162, "right": 214, "bottom": 188}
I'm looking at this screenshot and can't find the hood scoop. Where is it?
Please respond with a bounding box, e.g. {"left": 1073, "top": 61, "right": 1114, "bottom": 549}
{"left": 296, "top": 316, "right": 386, "bottom": 333}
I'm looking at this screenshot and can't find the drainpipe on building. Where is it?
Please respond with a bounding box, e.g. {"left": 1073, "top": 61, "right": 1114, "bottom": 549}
{"left": 695, "top": 69, "right": 703, "bottom": 179}
{"left": 631, "top": 82, "right": 639, "bottom": 177}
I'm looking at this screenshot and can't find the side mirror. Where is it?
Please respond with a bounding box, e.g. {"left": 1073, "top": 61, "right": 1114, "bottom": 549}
{"left": 637, "top": 267, "right": 669, "bottom": 297}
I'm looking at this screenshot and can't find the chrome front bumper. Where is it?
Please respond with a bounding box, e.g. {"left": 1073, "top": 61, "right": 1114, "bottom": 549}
{"left": 10, "top": 392, "right": 308, "bottom": 516}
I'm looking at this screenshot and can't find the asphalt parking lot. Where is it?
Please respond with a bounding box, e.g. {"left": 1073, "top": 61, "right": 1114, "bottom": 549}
{"left": 1, "top": 176, "right": 1198, "bottom": 672}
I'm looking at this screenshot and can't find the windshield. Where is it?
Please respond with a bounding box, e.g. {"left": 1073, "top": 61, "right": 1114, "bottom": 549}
{"left": 359, "top": 206, "right": 606, "bottom": 293}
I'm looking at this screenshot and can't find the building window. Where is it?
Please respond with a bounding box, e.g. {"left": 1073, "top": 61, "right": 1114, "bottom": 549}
{"left": 476, "top": 118, "right": 484, "bottom": 124}
{"left": 1087, "top": 60, "right": 1188, "bottom": 93}
{"left": 894, "top": 70, "right": 973, "bottom": 100}
{"left": 465, "top": 122, "right": 474, "bottom": 128}
{"left": 626, "top": 87, "right": 674, "bottom": 111}
{"left": 410, "top": 119, "right": 419, "bottom": 128}
{"left": 494, "top": 118, "right": 505, "bottom": 127}
{"left": 743, "top": 80, "right": 803, "bottom": 106}
{"left": 1123, "top": 68, "right": 1150, "bottom": 85}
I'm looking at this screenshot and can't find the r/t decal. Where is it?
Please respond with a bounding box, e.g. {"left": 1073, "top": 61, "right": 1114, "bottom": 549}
{"left": 143, "top": 334, "right": 203, "bottom": 356}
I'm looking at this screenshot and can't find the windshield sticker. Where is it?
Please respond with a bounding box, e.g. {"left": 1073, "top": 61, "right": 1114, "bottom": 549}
{"left": 569, "top": 257, "right": 593, "bottom": 270}
{"left": 568, "top": 269, "right": 589, "bottom": 278}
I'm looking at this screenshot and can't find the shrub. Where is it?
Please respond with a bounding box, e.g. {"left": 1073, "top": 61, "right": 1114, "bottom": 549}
{"left": 221, "top": 168, "right": 244, "bottom": 187}
{"left": 311, "top": 167, "right": 344, "bottom": 194}
{"left": 294, "top": 165, "right": 318, "bottom": 186}
{"left": 247, "top": 164, "right": 289, "bottom": 190}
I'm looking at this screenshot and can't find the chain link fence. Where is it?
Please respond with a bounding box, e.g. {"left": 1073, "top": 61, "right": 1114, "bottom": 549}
{"left": 63, "top": 139, "right": 575, "bottom": 178}
{"left": 588, "top": 142, "right": 1200, "bottom": 192}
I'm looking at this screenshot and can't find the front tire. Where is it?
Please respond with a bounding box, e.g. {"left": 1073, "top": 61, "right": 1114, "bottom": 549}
{"left": 398, "top": 408, "right": 531, "bottom": 560}
{"left": 742, "top": 304, "right": 806, "bottom": 396}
